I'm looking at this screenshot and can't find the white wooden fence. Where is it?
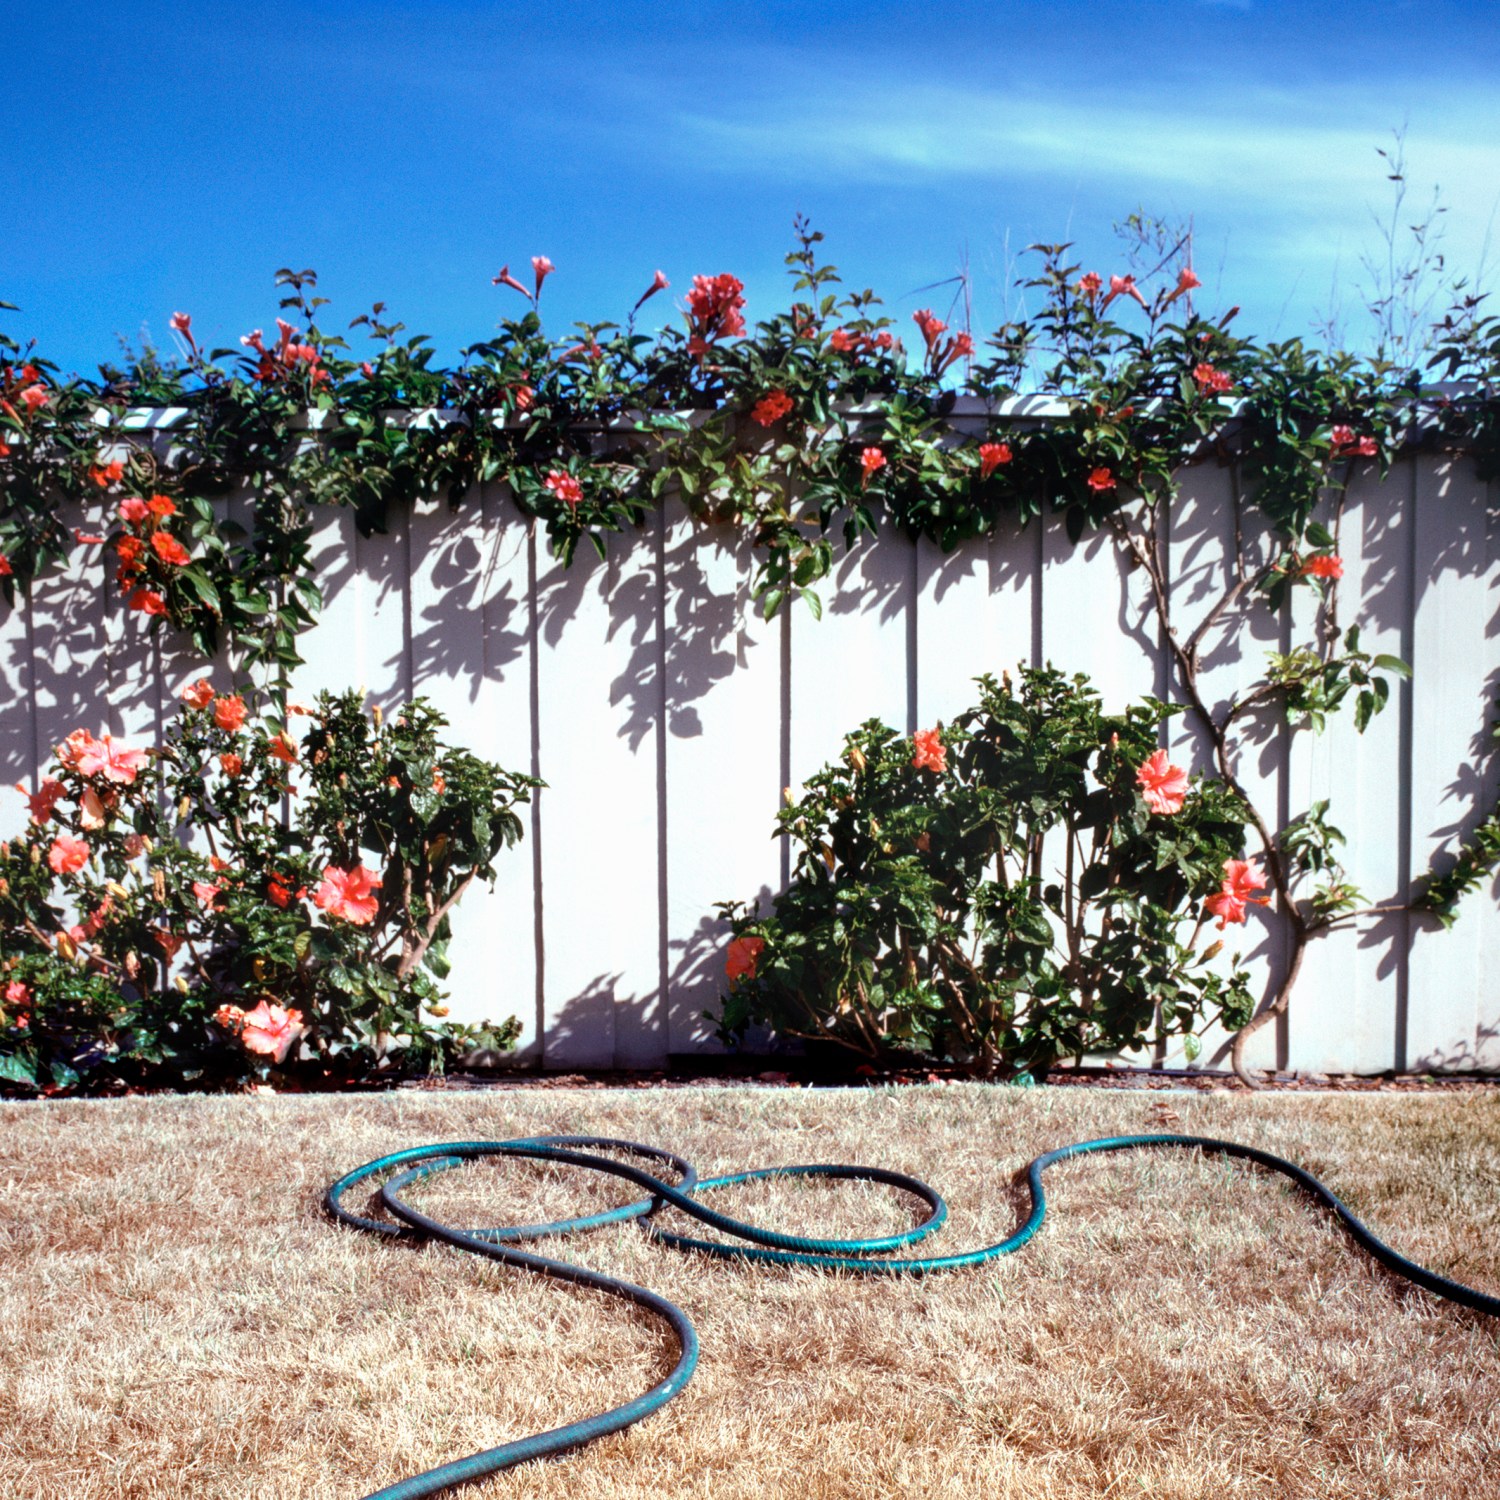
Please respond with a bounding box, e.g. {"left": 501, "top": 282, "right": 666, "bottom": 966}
{"left": 2, "top": 445, "right": 1496, "bottom": 1072}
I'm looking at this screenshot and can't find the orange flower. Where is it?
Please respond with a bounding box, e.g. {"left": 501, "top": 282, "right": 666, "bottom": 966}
{"left": 544, "top": 470, "right": 583, "bottom": 509}
{"left": 725, "top": 934, "right": 765, "bottom": 983}
{"left": 19, "top": 384, "right": 48, "bottom": 411}
{"left": 214, "top": 1003, "right": 246, "bottom": 1033}
{"left": 238, "top": 1001, "right": 307, "bottom": 1064}
{"left": 1077, "top": 271, "right": 1102, "bottom": 300}
{"left": 89, "top": 459, "right": 125, "bottom": 488}
{"left": 1086, "top": 467, "right": 1116, "bottom": 493}
{"left": 1162, "top": 266, "right": 1202, "bottom": 308}
{"left": 48, "top": 834, "right": 90, "bottom": 874}
{"left": 16, "top": 777, "right": 65, "bottom": 823}
{"left": 1331, "top": 425, "right": 1378, "bottom": 458}
{"left": 313, "top": 864, "right": 382, "bottom": 925}
{"left": 751, "top": 389, "right": 794, "bottom": 427}
{"left": 129, "top": 588, "right": 168, "bottom": 616}
{"left": 978, "top": 442, "right": 1012, "bottom": 479}
{"left": 431, "top": 767, "right": 446, "bottom": 794}
{"left": 268, "top": 734, "right": 297, "bottom": 765}
{"left": 181, "top": 679, "right": 215, "bottom": 709}
{"left": 1204, "top": 858, "right": 1271, "bottom": 930}
{"left": 214, "top": 695, "right": 247, "bottom": 732}
{"left": 150, "top": 531, "right": 190, "bottom": 567}
{"left": 1099, "top": 274, "right": 1146, "bottom": 312}
{"left": 154, "top": 928, "right": 184, "bottom": 958}
{"left": 860, "top": 447, "right": 887, "bottom": 488}
{"left": 220, "top": 752, "right": 243, "bottom": 776}
{"left": 73, "top": 731, "right": 147, "bottom": 784}
{"left": 118, "top": 497, "right": 149, "bottom": 523}
{"left": 531, "top": 255, "right": 555, "bottom": 297}
{"left": 491, "top": 263, "right": 531, "bottom": 299}
{"left": 1302, "top": 554, "right": 1344, "bottom": 580}
{"left": 78, "top": 787, "right": 109, "bottom": 829}
{"left": 192, "top": 880, "right": 222, "bottom": 909}
{"left": 911, "top": 726, "right": 947, "bottom": 773}
{"left": 632, "top": 268, "right": 670, "bottom": 312}
{"left": 1135, "top": 748, "right": 1189, "bottom": 816}
{"left": 147, "top": 494, "right": 176, "bottom": 518}
{"left": 266, "top": 874, "right": 306, "bottom": 908}
{"left": 1192, "top": 363, "right": 1233, "bottom": 394}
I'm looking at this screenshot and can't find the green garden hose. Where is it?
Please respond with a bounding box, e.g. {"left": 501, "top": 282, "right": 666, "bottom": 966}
{"left": 326, "top": 1130, "right": 1500, "bottom": 1499}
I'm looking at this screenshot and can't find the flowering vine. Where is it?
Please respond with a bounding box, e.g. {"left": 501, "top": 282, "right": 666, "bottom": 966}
{"left": 3, "top": 222, "right": 1499, "bottom": 1083}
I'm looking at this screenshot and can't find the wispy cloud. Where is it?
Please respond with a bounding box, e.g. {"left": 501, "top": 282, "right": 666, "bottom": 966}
{"left": 651, "top": 70, "right": 1499, "bottom": 283}
{"left": 668, "top": 77, "right": 1493, "bottom": 201}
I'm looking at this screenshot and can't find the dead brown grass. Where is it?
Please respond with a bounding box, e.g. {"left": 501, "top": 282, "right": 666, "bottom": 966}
{"left": 1, "top": 1085, "right": 1498, "bottom": 1499}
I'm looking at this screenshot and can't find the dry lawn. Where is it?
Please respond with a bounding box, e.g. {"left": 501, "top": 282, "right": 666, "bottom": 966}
{"left": 1, "top": 1085, "right": 1498, "bottom": 1499}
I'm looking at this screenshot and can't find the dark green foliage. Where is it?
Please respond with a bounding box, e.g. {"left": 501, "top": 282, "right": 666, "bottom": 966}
{"left": 712, "top": 668, "right": 1255, "bottom": 1078}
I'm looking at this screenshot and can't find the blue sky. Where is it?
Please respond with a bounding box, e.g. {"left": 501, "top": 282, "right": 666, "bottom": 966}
{"left": 12, "top": 0, "right": 1500, "bottom": 379}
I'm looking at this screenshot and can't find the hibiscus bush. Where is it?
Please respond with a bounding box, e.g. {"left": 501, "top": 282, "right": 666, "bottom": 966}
{"left": 0, "top": 688, "right": 536, "bottom": 1093}
{"left": 712, "top": 667, "right": 1257, "bottom": 1079}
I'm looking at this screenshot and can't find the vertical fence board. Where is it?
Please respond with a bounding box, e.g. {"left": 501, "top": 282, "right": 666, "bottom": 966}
{"left": 662, "top": 514, "right": 783, "bottom": 1056}
{"left": 289, "top": 506, "right": 366, "bottom": 705}
{"left": 915, "top": 528, "right": 1036, "bottom": 728}
{"left": 0, "top": 577, "right": 37, "bottom": 844}
{"left": 1481, "top": 477, "right": 1500, "bottom": 1068}
{"left": 1406, "top": 459, "right": 1490, "bottom": 1068}
{"left": 789, "top": 531, "right": 914, "bottom": 789}
{"left": 27, "top": 513, "right": 109, "bottom": 811}
{"left": 405, "top": 490, "right": 539, "bottom": 1056}
{"left": 1286, "top": 467, "right": 1407, "bottom": 1073}
{"left": 534, "top": 516, "right": 664, "bottom": 1068}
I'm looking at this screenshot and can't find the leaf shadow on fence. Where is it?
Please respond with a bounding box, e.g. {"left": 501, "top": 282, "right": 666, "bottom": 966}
{"left": 398, "top": 494, "right": 531, "bottom": 708}
{"left": 539, "top": 971, "right": 622, "bottom": 1071}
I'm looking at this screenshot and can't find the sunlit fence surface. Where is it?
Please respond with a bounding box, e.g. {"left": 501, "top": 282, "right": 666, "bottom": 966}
{"left": 3, "top": 445, "right": 1495, "bottom": 1074}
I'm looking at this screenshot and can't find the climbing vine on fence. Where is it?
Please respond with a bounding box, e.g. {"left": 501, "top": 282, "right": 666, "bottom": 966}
{"left": 3, "top": 222, "right": 1499, "bottom": 1081}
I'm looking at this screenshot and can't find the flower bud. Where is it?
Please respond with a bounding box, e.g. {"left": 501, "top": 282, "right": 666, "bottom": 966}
{"left": 848, "top": 745, "right": 867, "bottom": 774}
{"left": 55, "top": 931, "right": 77, "bottom": 961}
{"left": 1201, "top": 940, "right": 1224, "bottom": 963}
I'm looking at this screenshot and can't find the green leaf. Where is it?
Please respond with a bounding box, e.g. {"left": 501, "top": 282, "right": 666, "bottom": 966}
{"left": 178, "top": 565, "right": 222, "bottom": 614}
{"left": 0, "top": 1052, "right": 38, "bottom": 1086}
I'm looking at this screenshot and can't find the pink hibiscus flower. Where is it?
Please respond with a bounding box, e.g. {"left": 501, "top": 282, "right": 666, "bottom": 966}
{"left": 238, "top": 1001, "right": 307, "bottom": 1064}
{"left": 1136, "top": 749, "right": 1189, "bottom": 816}
{"left": 313, "top": 864, "right": 382, "bottom": 925}
{"left": 911, "top": 727, "right": 947, "bottom": 774}
{"left": 725, "top": 934, "right": 765, "bottom": 984}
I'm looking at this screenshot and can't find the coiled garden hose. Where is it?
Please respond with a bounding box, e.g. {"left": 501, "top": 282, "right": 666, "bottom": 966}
{"left": 325, "top": 1131, "right": 1500, "bottom": 1499}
